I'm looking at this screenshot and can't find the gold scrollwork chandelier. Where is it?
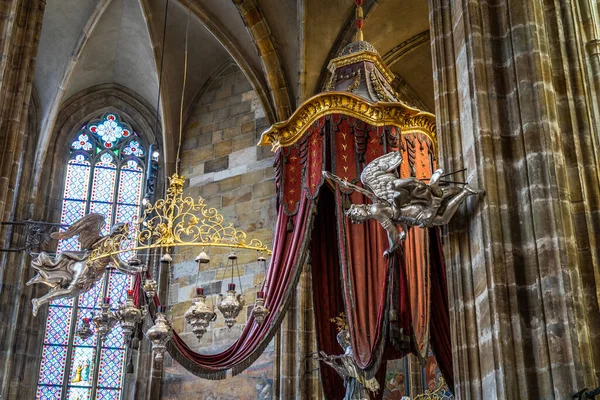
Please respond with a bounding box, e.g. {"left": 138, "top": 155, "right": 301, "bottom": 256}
{"left": 85, "top": 1, "right": 273, "bottom": 366}
{"left": 89, "top": 173, "right": 271, "bottom": 262}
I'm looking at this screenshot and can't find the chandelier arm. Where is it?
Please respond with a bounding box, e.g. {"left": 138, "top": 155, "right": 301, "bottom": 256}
{"left": 89, "top": 242, "right": 272, "bottom": 261}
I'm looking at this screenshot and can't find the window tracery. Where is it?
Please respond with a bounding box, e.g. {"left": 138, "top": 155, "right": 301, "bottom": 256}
{"left": 36, "top": 113, "right": 146, "bottom": 400}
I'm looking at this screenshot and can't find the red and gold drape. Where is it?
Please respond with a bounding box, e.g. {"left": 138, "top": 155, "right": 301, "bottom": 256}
{"left": 133, "top": 114, "right": 453, "bottom": 391}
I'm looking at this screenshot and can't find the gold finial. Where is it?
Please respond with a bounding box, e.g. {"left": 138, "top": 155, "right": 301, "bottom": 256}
{"left": 355, "top": 0, "right": 364, "bottom": 42}
{"left": 330, "top": 312, "right": 348, "bottom": 332}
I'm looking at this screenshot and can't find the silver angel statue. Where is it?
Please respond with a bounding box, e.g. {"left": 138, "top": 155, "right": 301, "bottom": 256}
{"left": 27, "top": 214, "right": 142, "bottom": 316}
{"left": 317, "top": 329, "right": 380, "bottom": 400}
{"left": 324, "top": 150, "right": 483, "bottom": 257}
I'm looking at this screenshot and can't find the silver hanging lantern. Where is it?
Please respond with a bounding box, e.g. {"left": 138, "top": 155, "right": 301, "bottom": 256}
{"left": 217, "top": 283, "right": 245, "bottom": 329}
{"left": 251, "top": 254, "right": 270, "bottom": 325}
{"left": 217, "top": 251, "right": 245, "bottom": 329}
{"left": 146, "top": 306, "right": 173, "bottom": 364}
{"left": 115, "top": 290, "right": 147, "bottom": 338}
{"left": 251, "top": 291, "right": 269, "bottom": 325}
{"left": 76, "top": 317, "right": 94, "bottom": 340}
{"left": 143, "top": 278, "right": 158, "bottom": 299}
{"left": 184, "top": 288, "right": 216, "bottom": 340}
{"left": 92, "top": 297, "right": 117, "bottom": 342}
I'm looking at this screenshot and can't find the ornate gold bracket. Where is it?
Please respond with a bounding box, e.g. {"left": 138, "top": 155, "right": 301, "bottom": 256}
{"left": 89, "top": 174, "right": 271, "bottom": 261}
{"left": 258, "top": 92, "right": 436, "bottom": 152}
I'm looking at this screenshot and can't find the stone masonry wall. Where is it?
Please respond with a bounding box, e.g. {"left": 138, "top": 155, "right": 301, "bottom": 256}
{"left": 161, "top": 64, "right": 277, "bottom": 399}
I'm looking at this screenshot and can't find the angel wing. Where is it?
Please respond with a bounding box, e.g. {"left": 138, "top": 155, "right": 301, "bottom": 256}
{"left": 50, "top": 213, "right": 106, "bottom": 250}
{"left": 322, "top": 171, "right": 378, "bottom": 201}
{"left": 359, "top": 151, "right": 403, "bottom": 205}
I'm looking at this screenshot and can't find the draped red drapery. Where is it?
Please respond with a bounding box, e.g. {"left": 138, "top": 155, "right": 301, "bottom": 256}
{"left": 311, "top": 188, "right": 347, "bottom": 399}
{"left": 429, "top": 228, "right": 454, "bottom": 390}
{"left": 132, "top": 114, "right": 453, "bottom": 390}
{"left": 335, "top": 189, "right": 392, "bottom": 372}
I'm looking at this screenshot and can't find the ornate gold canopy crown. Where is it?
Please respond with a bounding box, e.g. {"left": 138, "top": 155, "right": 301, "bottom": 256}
{"left": 330, "top": 312, "right": 349, "bottom": 332}
{"left": 90, "top": 173, "right": 271, "bottom": 261}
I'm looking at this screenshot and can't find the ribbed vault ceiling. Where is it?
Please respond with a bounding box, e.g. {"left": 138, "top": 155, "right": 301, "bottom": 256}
{"left": 34, "top": 0, "right": 434, "bottom": 167}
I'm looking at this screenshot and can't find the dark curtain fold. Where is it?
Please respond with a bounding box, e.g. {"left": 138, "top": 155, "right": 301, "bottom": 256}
{"left": 428, "top": 228, "right": 454, "bottom": 390}
{"left": 336, "top": 190, "right": 390, "bottom": 375}
{"left": 311, "top": 188, "right": 347, "bottom": 399}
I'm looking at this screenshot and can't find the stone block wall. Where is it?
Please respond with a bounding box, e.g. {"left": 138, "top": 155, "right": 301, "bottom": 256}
{"left": 161, "top": 64, "right": 277, "bottom": 398}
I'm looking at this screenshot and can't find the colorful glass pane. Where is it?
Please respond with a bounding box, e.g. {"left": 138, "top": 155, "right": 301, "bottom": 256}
{"left": 51, "top": 296, "right": 74, "bottom": 308}
{"left": 96, "top": 389, "right": 121, "bottom": 400}
{"left": 97, "top": 348, "right": 125, "bottom": 387}
{"left": 102, "top": 324, "right": 125, "bottom": 349}
{"left": 43, "top": 306, "right": 72, "bottom": 345}
{"left": 77, "top": 280, "right": 103, "bottom": 310}
{"left": 66, "top": 386, "right": 92, "bottom": 400}
{"left": 68, "top": 346, "right": 96, "bottom": 387}
{"left": 91, "top": 162, "right": 116, "bottom": 203}
{"left": 122, "top": 140, "right": 144, "bottom": 157}
{"left": 72, "top": 134, "right": 93, "bottom": 151}
{"left": 64, "top": 155, "right": 91, "bottom": 200}
{"left": 89, "top": 114, "right": 131, "bottom": 149}
{"left": 37, "top": 385, "right": 62, "bottom": 399}
{"left": 117, "top": 168, "right": 142, "bottom": 206}
{"left": 39, "top": 345, "right": 67, "bottom": 385}
{"left": 39, "top": 113, "right": 145, "bottom": 399}
{"left": 107, "top": 271, "right": 131, "bottom": 309}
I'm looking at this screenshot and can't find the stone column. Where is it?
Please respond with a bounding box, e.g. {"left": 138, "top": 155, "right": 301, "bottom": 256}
{"left": 429, "top": 0, "right": 600, "bottom": 398}
{"left": 0, "top": 1, "right": 47, "bottom": 398}
{"left": 274, "top": 263, "right": 323, "bottom": 399}
{"left": 0, "top": 0, "right": 45, "bottom": 244}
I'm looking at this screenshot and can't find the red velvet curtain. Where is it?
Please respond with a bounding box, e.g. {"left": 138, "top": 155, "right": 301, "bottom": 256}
{"left": 135, "top": 195, "right": 315, "bottom": 379}
{"left": 311, "top": 188, "right": 347, "bottom": 399}
{"left": 428, "top": 228, "right": 454, "bottom": 390}
{"left": 336, "top": 189, "right": 391, "bottom": 374}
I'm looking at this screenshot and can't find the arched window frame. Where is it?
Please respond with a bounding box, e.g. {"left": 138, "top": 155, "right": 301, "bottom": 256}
{"left": 36, "top": 112, "right": 148, "bottom": 400}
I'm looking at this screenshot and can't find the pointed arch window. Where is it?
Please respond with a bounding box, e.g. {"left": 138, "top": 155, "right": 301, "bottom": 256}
{"left": 36, "top": 113, "right": 146, "bottom": 400}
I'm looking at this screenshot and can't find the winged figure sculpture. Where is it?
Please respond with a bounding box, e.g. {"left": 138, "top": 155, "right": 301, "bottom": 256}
{"left": 27, "top": 213, "right": 142, "bottom": 316}
{"left": 324, "top": 150, "right": 484, "bottom": 257}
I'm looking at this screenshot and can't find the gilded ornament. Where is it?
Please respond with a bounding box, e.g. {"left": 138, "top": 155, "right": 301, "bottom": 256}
{"left": 143, "top": 278, "right": 158, "bottom": 299}
{"left": 88, "top": 173, "right": 271, "bottom": 262}
{"left": 258, "top": 92, "right": 436, "bottom": 152}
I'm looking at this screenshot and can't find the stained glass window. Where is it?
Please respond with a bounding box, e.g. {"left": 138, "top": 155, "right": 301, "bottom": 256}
{"left": 37, "top": 113, "right": 146, "bottom": 400}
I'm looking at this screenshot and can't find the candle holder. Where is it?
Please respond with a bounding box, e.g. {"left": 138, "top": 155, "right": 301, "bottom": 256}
{"left": 184, "top": 287, "right": 217, "bottom": 340}
{"left": 115, "top": 290, "right": 147, "bottom": 338}
{"left": 251, "top": 291, "right": 269, "bottom": 325}
{"left": 217, "top": 283, "right": 245, "bottom": 330}
{"left": 76, "top": 317, "right": 94, "bottom": 340}
{"left": 146, "top": 306, "right": 173, "bottom": 364}
{"left": 92, "top": 297, "right": 117, "bottom": 342}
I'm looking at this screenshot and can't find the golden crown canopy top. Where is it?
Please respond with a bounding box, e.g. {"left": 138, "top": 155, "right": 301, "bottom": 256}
{"left": 259, "top": 40, "right": 437, "bottom": 151}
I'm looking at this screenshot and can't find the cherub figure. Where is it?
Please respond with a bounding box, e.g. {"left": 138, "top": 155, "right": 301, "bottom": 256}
{"left": 324, "top": 150, "right": 483, "bottom": 257}
{"left": 27, "top": 213, "right": 142, "bottom": 316}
